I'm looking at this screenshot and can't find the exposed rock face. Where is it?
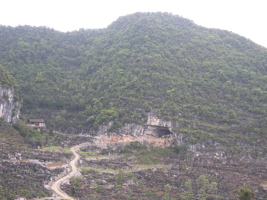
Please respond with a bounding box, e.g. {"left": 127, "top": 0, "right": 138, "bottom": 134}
{"left": 146, "top": 114, "right": 171, "bottom": 127}
{"left": 96, "top": 123, "right": 145, "bottom": 137}
{"left": 95, "top": 134, "right": 174, "bottom": 147}
{"left": 144, "top": 114, "right": 172, "bottom": 137}
{"left": 96, "top": 114, "right": 172, "bottom": 138}
{"left": 144, "top": 125, "right": 172, "bottom": 137}
{"left": 0, "top": 87, "right": 20, "bottom": 123}
{"left": 118, "top": 123, "right": 144, "bottom": 137}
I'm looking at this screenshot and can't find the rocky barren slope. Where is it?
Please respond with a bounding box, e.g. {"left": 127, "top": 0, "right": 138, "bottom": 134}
{"left": 0, "top": 121, "right": 267, "bottom": 199}
{"left": 0, "top": 118, "right": 72, "bottom": 199}
{"left": 57, "top": 135, "right": 267, "bottom": 200}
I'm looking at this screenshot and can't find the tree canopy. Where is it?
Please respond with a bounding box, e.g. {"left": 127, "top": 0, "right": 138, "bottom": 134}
{"left": 0, "top": 12, "right": 267, "bottom": 136}
{"left": 0, "top": 65, "right": 17, "bottom": 89}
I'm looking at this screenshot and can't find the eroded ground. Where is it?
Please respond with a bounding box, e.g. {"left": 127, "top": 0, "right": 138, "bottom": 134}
{"left": 1, "top": 132, "right": 267, "bottom": 200}
{"left": 60, "top": 135, "right": 267, "bottom": 200}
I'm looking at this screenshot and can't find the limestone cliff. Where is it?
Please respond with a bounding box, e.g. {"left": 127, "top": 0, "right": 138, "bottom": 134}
{"left": 96, "top": 122, "right": 145, "bottom": 137}
{"left": 0, "top": 87, "right": 20, "bottom": 122}
{"left": 146, "top": 114, "right": 171, "bottom": 127}
{"left": 96, "top": 114, "right": 172, "bottom": 138}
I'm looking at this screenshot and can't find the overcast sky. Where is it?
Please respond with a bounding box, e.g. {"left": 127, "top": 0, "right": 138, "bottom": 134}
{"left": 1, "top": 0, "right": 267, "bottom": 48}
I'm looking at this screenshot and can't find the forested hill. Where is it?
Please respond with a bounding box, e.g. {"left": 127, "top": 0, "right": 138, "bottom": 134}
{"left": 0, "top": 65, "right": 17, "bottom": 89}
{"left": 1, "top": 12, "right": 267, "bottom": 135}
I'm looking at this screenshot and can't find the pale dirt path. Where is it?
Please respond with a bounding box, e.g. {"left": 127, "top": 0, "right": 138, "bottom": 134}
{"left": 50, "top": 143, "right": 89, "bottom": 200}
{"left": 40, "top": 135, "right": 172, "bottom": 199}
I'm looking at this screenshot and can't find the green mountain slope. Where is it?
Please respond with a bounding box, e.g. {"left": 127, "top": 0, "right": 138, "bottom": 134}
{"left": 1, "top": 12, "right": 267, "bottom": 136}
{"left": 0, "top": 65, "right": 17, "bottom": 89}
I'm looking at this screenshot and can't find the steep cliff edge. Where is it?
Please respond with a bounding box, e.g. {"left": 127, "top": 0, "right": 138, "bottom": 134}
{"left": 95, "top": 113, "right": 172, "bottom": 138}
{"left": 0, "top": 65, "right": 20, "bottom": 122}
{"left": 0, "top": 87, "right": 20, "bottom": 122}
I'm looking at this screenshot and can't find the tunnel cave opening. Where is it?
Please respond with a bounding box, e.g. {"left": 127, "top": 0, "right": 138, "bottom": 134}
{"left": 144, "top": 125, "right": 173, "bottom": 137}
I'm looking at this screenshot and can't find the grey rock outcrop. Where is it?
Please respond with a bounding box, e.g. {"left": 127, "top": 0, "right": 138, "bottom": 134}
{"left": 96, "top": 123, "right": 145, "bottom": 137}
{"left": 146, "top": 113, "right": 171, "bottom": 127}
{"left": 144, "top": 114, "right": 172, "bottom": 137}
{"left": 0, "top": 87, "right": 20, "bottom": 122}
{"left": 95, "top": 113, "right": 172, "bottom": 138}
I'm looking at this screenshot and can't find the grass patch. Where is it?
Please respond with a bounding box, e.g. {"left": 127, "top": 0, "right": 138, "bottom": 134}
{"left": 134, "top": 164, "right": 168, "bottom": 168}
{"left": 80, "top": 164, "right": 167, "bottom": 173}
{"left": 41, "top": 146, "right": 62, "bottom": 150}
{"left": 41, "top": 146, "right": 72, "bottom": 153}
{"left": 96, "top": 168, "right": 114, "bottom": 171}
{"left": 79, "top": 167, "right": 114, "bottom": 172}
{"left": 82, "top": 154, "right": 119, "bottom": 158}
{"left": 79, "top": 166, "right": 93, "bottom": 170}
{"left": 64, "top": 149, "right": 72, "bottom": 153}
{"left": 113, "top": 169, "right": 133, "bottom": 172}
{"left": 133, "top": 148, "right": 169, "bottom": 165}
{"left": 79, "top": 151, "right": 95, "bottom": 154}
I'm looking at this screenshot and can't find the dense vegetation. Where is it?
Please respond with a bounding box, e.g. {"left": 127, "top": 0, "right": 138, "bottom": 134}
{"left": 0, "top": 65, "right": 17, "bottom": 89}
{"left": 1, "top": 12, "right": 267, "bottom": 136}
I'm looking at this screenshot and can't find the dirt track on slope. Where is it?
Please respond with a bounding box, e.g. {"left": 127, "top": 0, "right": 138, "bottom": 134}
{"left": 50, "top": 143, "right": 89, "bottom": 200}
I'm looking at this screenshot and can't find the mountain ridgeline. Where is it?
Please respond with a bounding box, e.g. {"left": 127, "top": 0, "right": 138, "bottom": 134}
{"left": 1, "top": 12, "right": 267, "bottom": 139}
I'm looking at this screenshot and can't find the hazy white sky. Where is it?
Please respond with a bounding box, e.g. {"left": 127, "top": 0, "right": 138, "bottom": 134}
{"left": 1, "top": 0, "right": 267, "bottom": 48}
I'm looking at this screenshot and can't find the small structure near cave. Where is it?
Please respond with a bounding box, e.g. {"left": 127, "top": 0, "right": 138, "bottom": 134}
{"left": 28, "top": 119, "right": 46, "bottom": 127}
{"left": 144, "top": 114, "right": 172, "bottom": 137}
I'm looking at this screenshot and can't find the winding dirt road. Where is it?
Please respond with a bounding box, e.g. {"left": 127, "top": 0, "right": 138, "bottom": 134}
{"left": 50, "top": 143, "right": 89, "bottom": 200}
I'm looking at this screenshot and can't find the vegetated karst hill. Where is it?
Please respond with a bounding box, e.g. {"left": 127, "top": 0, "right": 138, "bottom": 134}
{"left": 0, "top": 12, "right": 267, "bottom": 138}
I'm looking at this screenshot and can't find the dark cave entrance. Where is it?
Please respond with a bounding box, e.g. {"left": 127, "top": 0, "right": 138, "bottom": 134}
{"left": 144, "top": 125, "right": 173, "bottom": 137}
